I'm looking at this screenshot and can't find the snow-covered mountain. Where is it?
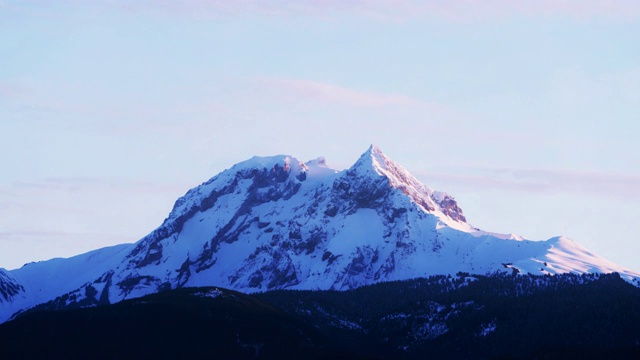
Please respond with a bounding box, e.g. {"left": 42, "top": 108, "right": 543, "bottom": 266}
{"left": 1, "top": 145, "right": 638, "bottom": 323}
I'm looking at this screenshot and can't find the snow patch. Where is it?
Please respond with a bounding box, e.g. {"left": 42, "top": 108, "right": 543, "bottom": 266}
{"left": 193, "top": 288, "right": 223, "bottom": 299}
{"left": 478, "top": 319, "right": 497, "bottom": 337}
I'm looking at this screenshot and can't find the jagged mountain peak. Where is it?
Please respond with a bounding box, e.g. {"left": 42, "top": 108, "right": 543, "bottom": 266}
{"left": 348, "top": 145, "right": 467, "bottom": 224}
{"left": 351, "top": 144, "right": 398, "bottom": 176}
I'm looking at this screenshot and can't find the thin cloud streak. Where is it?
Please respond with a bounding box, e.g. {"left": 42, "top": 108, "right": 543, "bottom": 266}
{"left": 259, "top": 77, "right": 424, "bottom": 108}
{"left": 0, "top": 177, "right": 189, "bottom": 230}
{"left": 0, "top": 81, "right": 26, "bottom": 99}
{"left": 255, "top": 76, "right": 469, "bottom": 124}
{"left": 417, "top": 168, "right": 640, "bottom": 199}
{"left": 6, "top": 1, "right": 639, "bottom": 22}
{"left": 550, "top": 66, "right": 640, "bottom": 108}
{"left": 10, "top": 177, "right": 183, "bottom": 192}
{"left": 111, "top": 0, "right": 640, "bottom": 22}
{"left": 0, "top": 230, "right": 131, "bottom": 242}
{"left": 0, "top": 230, "right": 133, "bottom": 269}
{"left": 0, "top": 176, "right": 189, "bottom": 269}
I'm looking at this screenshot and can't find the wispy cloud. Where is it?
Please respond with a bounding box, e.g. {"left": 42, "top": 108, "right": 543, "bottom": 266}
{"left": 0, "top": 177, "right": 187, "bottom": 226}
{"left": 0, "top": 230, "right": 133, "bottom": 269}
{"left": 9, "top": 177, "right": 186, "bottom": 194}
{"left": 0, "top": 81, "right": 26, "bottom": 99}
{"left": 511, "top": 169, "right": 640, "bottom": 197}
{"left": 0, "top": 176, "right": 190, "bottom": 269}
{"left": 110, "top": 0, "right": 640, "bottom": 22}
{"left": 249, "top": 76, "right": 470, "bottom": 131}
{"left": 7, "top": 1, "right": 639, "bottom": 22}
{"left": 0, "top": 230, "right": 130, "bottom": 242}
{"left": 417, "top": 168, "right": 640, "bottom": 199}
{"left": 253, "top": 76, "right": 471, "bottom": 125}
{"left": 427, "top": 0, "right": 640, "bottom": 22}
{"left": 259, "top": 77, "right": 424, "bottom": 108}
{"left": 550, "top": 66, "right": 640, "bottom": 109}
{"left": 12, "top": 177, "right": 106, "bottom": 190}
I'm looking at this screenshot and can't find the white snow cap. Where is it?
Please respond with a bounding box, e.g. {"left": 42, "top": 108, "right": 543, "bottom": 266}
{"left": 232, "top": 154, "right": 305, "bottom": 174}
{"left": 350, "top": 144, "right": 442, "bottom": 210}
{"left": 358, "top": 145, "right": 431, "bottom": 188}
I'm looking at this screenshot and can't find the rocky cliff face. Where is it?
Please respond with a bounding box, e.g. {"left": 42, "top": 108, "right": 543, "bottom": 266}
{"left": 1, "top": 145, "right": 638, "bottom": 323}
{"left": 0, "top": 270, "right": 23, "bottom": 303}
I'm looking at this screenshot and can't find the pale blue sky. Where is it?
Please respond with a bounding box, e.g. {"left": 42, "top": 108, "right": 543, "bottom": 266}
{"left": 1, "top": 1, "right": 639, "bottom": 270}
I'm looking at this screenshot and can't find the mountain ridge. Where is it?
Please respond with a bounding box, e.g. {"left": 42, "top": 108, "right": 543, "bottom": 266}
{"left": 1, "top": 145, "right": 638, "bottom": 323}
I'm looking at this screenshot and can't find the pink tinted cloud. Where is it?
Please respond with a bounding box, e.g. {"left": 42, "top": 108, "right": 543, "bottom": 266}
{"left": 0, "top": 177, "right": 187, "bottom": 223}
{"left": 6, "top": 0, "right": 640, "bottom": 22}
{"left": 0, "top": 230, "right": 130, "bottom": 242}
{"left": 417, "top": 168, "right": 640, "bottom": 199}
{"left": 252, "top": 76, "right": 470, "bottom": 127}
{"left": 0, "top": 230, "right": 133, "bottom": 269}
{"left": 0, "top": 176, "right": 189, "bottom": 268}
{"left": 420, "top": 0, "right": 640, "bottom": 22}
{"left": 113, "top": 0, "right": 640, "bottom": 22}
{"left": 8, "top": 1, "right": 640, "bottom": 24}
{"left": 509, "top": 169, "right": 640, "bottom": 197}
{"left": 260, "top": 77, "right": 423, "bottom": 108}
{"left": 0, "top": 81, "right": 26, "bottom": 98}
{"left": 9, "top": 177, "right": 186, "bottom": 195}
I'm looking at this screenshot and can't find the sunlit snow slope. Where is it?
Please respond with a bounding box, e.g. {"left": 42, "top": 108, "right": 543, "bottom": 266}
{"left": 1, "top": 145, "right": 638, "bottom": 323}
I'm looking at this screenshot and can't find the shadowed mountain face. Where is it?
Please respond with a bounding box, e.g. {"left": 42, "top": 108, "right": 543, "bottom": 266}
{"left": 1, "top": 273, "right": 639, "bottom": 360}
{"left": 1, "top": 145, "right": 639, "bottom": 323}
{"left": 0, "top": 270, "right": 23, "bottom": 303}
